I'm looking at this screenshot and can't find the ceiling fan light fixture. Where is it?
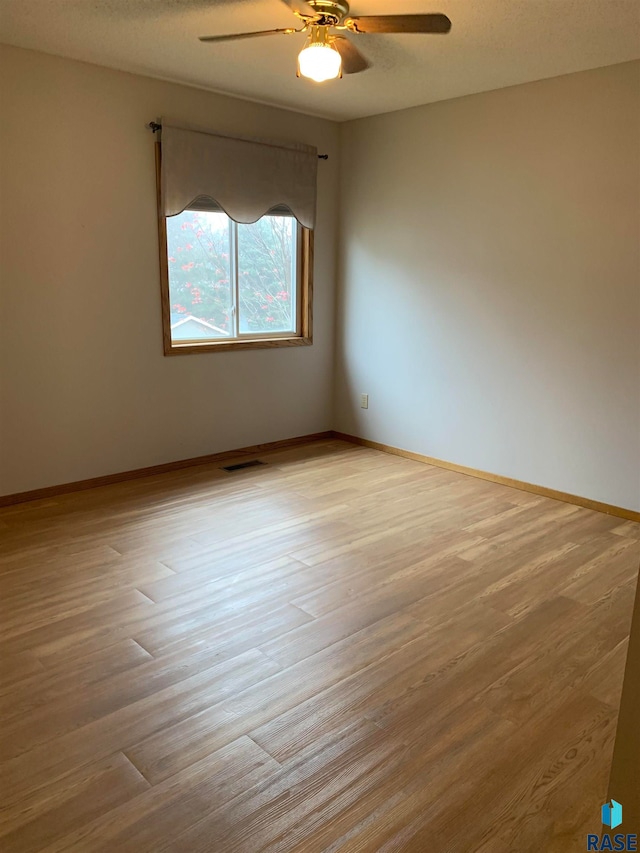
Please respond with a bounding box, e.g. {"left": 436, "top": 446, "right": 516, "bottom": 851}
{"left": 298, "top": 26, "right": 342, "bottom": 82}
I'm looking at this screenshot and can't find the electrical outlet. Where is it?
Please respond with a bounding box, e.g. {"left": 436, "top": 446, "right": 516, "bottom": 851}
{"left": 360, "top": 393, "right": 369, "bottom": 409}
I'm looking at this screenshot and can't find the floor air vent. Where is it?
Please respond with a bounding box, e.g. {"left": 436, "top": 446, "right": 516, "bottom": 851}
{"left": 221, "top": 459, "right": 266, "bottom": 473}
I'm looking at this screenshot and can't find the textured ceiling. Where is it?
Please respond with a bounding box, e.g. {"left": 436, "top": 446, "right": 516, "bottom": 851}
{"left": 1, "top": 0, "right": 639, "bottom": 121}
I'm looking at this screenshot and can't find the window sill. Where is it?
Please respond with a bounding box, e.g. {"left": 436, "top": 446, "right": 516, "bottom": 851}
{"left": 163, "top": 336, "right": 312, "bottom": 355}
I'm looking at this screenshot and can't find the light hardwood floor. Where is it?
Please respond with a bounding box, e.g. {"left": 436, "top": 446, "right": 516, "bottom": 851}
{"left": 1, "top": 439, "right": 639, "bottom": 852}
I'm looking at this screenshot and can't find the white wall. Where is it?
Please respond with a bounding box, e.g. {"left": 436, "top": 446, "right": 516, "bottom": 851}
{"left": 2, "top": 48, "right": 638, "bottom": 510}
{"left": 335, "top": 61, "right": 640, "bottom": 512}
{"left": 0, "top": 45, "right": 339, "bottom": 495}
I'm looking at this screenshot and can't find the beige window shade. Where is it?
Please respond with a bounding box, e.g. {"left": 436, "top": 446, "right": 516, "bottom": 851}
{"left": 160, "top": 123, "right": 318, "bottom": 229}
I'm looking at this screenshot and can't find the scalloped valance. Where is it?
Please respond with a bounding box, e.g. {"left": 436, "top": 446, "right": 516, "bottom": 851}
{"left": 160, "top": 122, "right": 318, "bottom": 229}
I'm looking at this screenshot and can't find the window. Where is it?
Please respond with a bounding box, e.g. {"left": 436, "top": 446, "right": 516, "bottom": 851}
{"left": 154, "top": 125, "right": 317, "bottom": 354}
{"left": 158, "top": 203, "right": 313, "bottom": 354}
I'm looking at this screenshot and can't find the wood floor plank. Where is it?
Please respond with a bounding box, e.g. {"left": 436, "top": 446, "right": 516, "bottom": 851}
{"left": 0, "top": 589, "right": 155, "bottom": 657}
{"left": 0, "top": 649, "right": 279, "bottom": 805}
{"left": 161, "top": 719, "right": 405, "bottom": 853}
{"left": 125, "top": 611, "right": 426, "bottom": 784}
{"left": 0, "top": 638, "right": 153, "bottom": 710}
{"left": 0, "top": 752, "right": 149, "bottom": 853}
{"left": 331, "top": 692, "right": 613, "bottom": 853}
{"left": 0, "top": 651, "right": 46, "bottom": 691}
{"left": 0, "top": 644, "right": 283, "bottom": 763}
{"left": 250, "top": 601, "right": 512, "bottom": 765}
{"left": 39, "top": 737, "right": 280, "bottom": 853}
{"left": 409, "top": 694, "right": 615, "bottom": 852}
{"left": 285, "top": 703, "right": 516, "bottom": 853}
{"left": 131, "top": 599, "right": 313, "bottom": 659}
{"left": 257, "top": 564, "right": 469, "bottom": 668}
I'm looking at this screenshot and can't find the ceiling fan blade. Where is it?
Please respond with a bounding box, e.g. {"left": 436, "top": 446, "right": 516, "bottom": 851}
{"left": 333, "top": 37, "right": 370, "bottom": 74}
{"left": 279, "top": 0, "right": 316, "bottom": 16}
{"left": 347, "top": 14, "right": 452, "bottom": 34}
{"left": 199, "top": 28, "right": 298, "bottom": 43}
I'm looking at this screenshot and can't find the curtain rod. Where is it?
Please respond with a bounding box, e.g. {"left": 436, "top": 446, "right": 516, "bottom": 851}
{"left": 147, "top": 122, "right": 328, "bottom": 159}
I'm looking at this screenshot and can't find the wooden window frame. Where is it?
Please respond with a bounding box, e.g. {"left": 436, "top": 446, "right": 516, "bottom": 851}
{"left": 155, "top": 141, "right": 313, "bottom": 356}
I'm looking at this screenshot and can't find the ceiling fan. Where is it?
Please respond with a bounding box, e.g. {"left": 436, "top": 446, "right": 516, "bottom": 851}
{"left": 199, "top": 0, "right": 452, "bottom": 82}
